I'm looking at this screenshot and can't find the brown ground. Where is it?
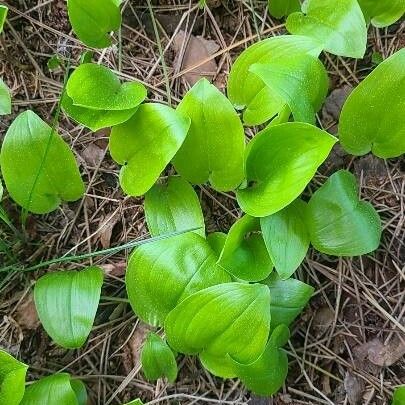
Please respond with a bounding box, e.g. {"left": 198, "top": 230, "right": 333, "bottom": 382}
{"left": 0, "top": 1, "right": 404, "bottom": 404}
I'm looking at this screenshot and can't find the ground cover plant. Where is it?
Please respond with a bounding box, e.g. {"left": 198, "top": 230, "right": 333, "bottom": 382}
{"left": 0, "top": 0, "right": 404, "bottom": 404}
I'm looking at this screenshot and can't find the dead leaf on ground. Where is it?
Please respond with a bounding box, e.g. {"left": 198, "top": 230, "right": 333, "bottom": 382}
{"left": 14, "top": 294, "right": 40, "bottom": 331}
{"left": 101, "top": 262, "right": 127, "bottom": 277}
{"left": 322, "top": 85, "right": 353, "bottom": 133}
{"left": 173, "top": 30, "right": 220, "bottom": 86}
{"left": 344, "top": 371, "right": 365, "bottom": 405}
{"left": 81, "top": 143, "right": 105, "bottom": 167}
{"left": 123, "top": 322, "right": 150, "bottom": 375}
{"left": 312, "top": 306, "right": 335, "bottom": 336}
{"left": 96, "top": 213, "right": 121, "bottom": 249}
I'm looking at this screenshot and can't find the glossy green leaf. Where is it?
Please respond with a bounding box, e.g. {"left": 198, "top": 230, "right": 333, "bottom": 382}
{"left": 250, "top": 52, "right": 328, "bottom": 123}
{"left": 0, "top": 350, "right": 28, "bottom": 405}
{"left": 0, "top": 111, "right": 85, "bottom": 214}
{"left": 227, "top": 35, "right": 322, "bottom": 125}
{"left": 141, "top": 333, "right": 178, "bottom": 382}
{"left": 261, "top": 199, "right": 309, "bottom": 279}
{"left": 306, "top": 170, "right": 382, "bottom": 256}
{"left": 393, "top": 386, "right": 405, "bottom": 405}
{"left": 67, "top": 0, "right": 121, "bottom": 48}
{"left": 236, "top": 122, "right": 337, "bottom": 217}
{"left": 232, "top": 325, "right": 290, "bottom": 396}
{"left": 66, "top": 64, "right": 146, "bottom": 111}
{"left": 286, "top": 0, "right": 367, "bottom": 58}
{"left": 165, "top": 282, "right": 271, "bottom": 363}
{"left": 70, "top": 380, "right": 87, "bottom": 405}
{"left": 144, "top": 176, "right": 205, "bottom": 238}
{"left": 268, "top": 0, "right": 301, "bottom": 18}
{"left": 34, "top": 266, "right": 103, "bottom": 349}
{"left": 123, "top": 400, "right": 143, "bottom": 405}
{"left": 0, "top": 78, "right": 11, "bottom": 115}
{"left": 265, "top": 273, "right": 314, "bottom": 328}
{"left": 172, "top": 78, "right": 245, "bottom": 191}
{"left": 339, "top": 49, "right": 405, "bottom": 158}
{"left": 0, "top": 5, "right": 7, "bottom": 33}
{"left": 218, "top": 215, "right": 273, "bottom": 282}
{"left": 199, "top": 352, "right": 238, "bottom": 378}
{"left": 126, "top": 233, "right": 231, "bottom": 326}
{"left": 110, "top": 103, "right": 191, "bottom": 196}
{"left": 359, "top": 0, "right": 405, "bottom": 27}
{"left": 206, "top": 232, "right": 227, "bottom": 258}
{"left": 20, "top": 374, "right": 81, "bottom": 405}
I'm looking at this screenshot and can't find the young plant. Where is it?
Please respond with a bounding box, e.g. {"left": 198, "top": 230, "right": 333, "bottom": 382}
{"left": 392, "top": 386, "right": 405, "bottom": 405}
{"left": 358, "top": 0, "right": 405, "bottom": 27}
{"left": 339, "top": 48, "right": 405, "bottom": 158}
{"left": 0, "top": 350, "right": 28, "bottom": 405}
{"left": 67, "top": 0, "right": 121, "bottom": 48}
{"left": 0, "top": 111, "right": 85, "bottom": 214}
{"left": 63, "top": 63, "right": 147, "bottom": 131}
{"left": 0, "top": 5, "right": 7, "bottom": 32}
{"left": 236, "top": 122, "right": 337, "bottom": 217}
{"left": 286, "top": 0, "right": 367, "bottom": 58}
{"left": 109, "top": 104, "right": 191, "bottom": 196}
{"left": 306, "top": 170, "right": 381, "bottom": 256}
{"left": 0, "top": 5, "right": 10, "bottom": 116}
{"left": 268, "top": 0, "right": 301, "bottom": 18}
{"left": 34, "top": 266, "right": 104, "bottom": 349}
{"left": 141, "top": 333, "right": 178, "bottom": 383}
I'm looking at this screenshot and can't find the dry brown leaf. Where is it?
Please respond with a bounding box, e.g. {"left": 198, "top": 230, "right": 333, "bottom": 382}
{"left": 98, "top": 214, "right": 120, "bottom": 249}
{"left": 14, "top": 294, "right": 40, "bottom": 330}
{"left": 312, "top": 306, "right": 335, "bottom": 336}
{"left": 344, "top": 371, "right": 365, "bottom": 405}
{"left": 123, "top": 322, "right": 150, "bottom": 374}
{"left": 101, "top": 262, "right": 127, "bottom": 277}
{"left": 173, "top": 30, "right": 220, "bottom": 86}
{"left": 81, "top": 143, "right": 105, "bottom": 167}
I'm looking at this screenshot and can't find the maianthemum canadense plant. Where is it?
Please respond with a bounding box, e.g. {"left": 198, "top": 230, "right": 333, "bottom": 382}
{"left": 0, "top": 0, "right": 404, "bottom": 403}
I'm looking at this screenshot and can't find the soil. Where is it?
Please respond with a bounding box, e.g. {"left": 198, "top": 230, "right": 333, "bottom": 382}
{"left": 0, "top": 1, "right": 404, "bottom": 404}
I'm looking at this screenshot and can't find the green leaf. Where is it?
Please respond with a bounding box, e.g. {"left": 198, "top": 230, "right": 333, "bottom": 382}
{"left": 250, "top": 52, "right": 328, "bottom": 123}
{"left": 67, "top": 0, "right": 121, "bottom": 48}
{"left": 141, "top": 333, "right": 178, "bottom": 382}
{"left": 70, "top": 380, "right": 87, "bottom": 405}
{"left": 206, "top": 232, "right": 227, "bottom": 258}
{"left": 265, "top": 273, "right": 314, "bottom": 328}
{"left": 393, "top": 386, "right": 405, "bottom": 405}
{"left": 47, "top": 55, "right": 62, "bottom": 71}
{"left": 123, "top": 400, "right": 144, "bottom": 405}
{"left": 165, "top": 282, "right": 271, "bottom": 364}
{"left": 145, "top": 176, "right": 205, "bottom": 238}
{"left": 339, "top": 49, "right": 405, "bottom": 158}
{"left": 126, "top": 232, "right": 231, "bottom": 326}
{"left": 231, "top": 325, "right": 290, "bottom": 396}
{"left": 0, "top": 5, "right": 7, "bottom": 33}
{"left": 261, "top": 199, "right": 310, "bottom": 279}
{"left": 172, "top": 78, "right": 245, "bottom": 191}
{"left": 109, "top": 103, "right": 191, "bottom": 196}
{"left": 0, "top": 350, "right": 28, "bottom": 405}
{"left": 269, "top": 0, "right": 301, "bottom": 18}
{"left": 199, "top": 352, "right": 238, "bottom": 378}
{"left": 218, "top": 215, "right": 273, "bottom": 282}
{"left": 0, "top": 78, "right": 11, "bottom": 115}
{"left": 306, "top": 170, "right": 382, "bottom": 256}
{"left": 0, "top": 111, "right": 85, "bottom": 214}
{"left": 286, "top": 0, "right": 367, "bottom": 58}
{"left": 227, "top": 35, "right": 322, "bottom": 125}
{"left": 34, "top": 266, "right": 103, "bottom": 349}
{"left": 236, "top": 122, "right": 337, "bottom": 217}
{"left": 66, "top": 64, "right": 146, "bottom": 111}
{"left": 20, "top": 374, "right": 81, "bottom": 405}
{"left": 358, "top": 0, "right": 405, "bottom": 27}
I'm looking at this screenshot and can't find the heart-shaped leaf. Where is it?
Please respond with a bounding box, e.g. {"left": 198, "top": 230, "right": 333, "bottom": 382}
{"left": 34, "top": 266, "right": 104, "bottom": 349}
{"left": 20, "top": 374, "right": 83, "bottom": 405}
{"left": 0, "top": 350, "right": 28, "bottom": 405}
{"left": 126, "top": 233, "right": 231, "bottom": 326}
{"left": 231, "top": 324, "right": 290, "bottom": 396}
{"left": 67, "top": 0, "right": 121, "bottom": 48}
{"left": 339, "top": 49, "right": 405, "bottom": 158}
{"left": 227, "top": 35, "right": 322, "bottom": 125}
{"left": 66, "top": 64, "right": 146, "bottom": 111}
{"left": 165, "top": 282, "right": 271, "bottom": 364}
{"left": 110, "top": 103, "right": 190, "bottom": 196}
{"left": 141, "top": 333, "right": 178, "bottom": 382}
{"left": 0, "top": 78, "right": 11, "bottom": 115}
{"left": 250, "top": 52, "right": 328, "bottom": 124}
{"left": 286, "top": 0, "right": 367, "bottom": 58}
{"left": 268, "top": 0, "right": 301, "bottom": 18}
{"left": 358, "top": 0, "right": 405, "bottom": 27}
{"left": 306, "top": 170, "right": 382, "bottom": 256}
{"left": 0, "top": 5, "right": 7, "bottom": 33}
{"left": 207, "top": 232, "right": 227, "bottom": 258}
{"left": 261, "top": 199, "right": 310, "bottom": 279}
{"left": 172, "top": 78, "right": 245, "bottom": 191}
{"left": 393, "top": 386, "right": 405, "bottom": 405}
{"left": 236, "top": 122, "right": 337, "bottom": 217}
{"left": 265, "top": 274, "right": 314, "bottom": 328}
{"left": 218, "top": 215, "right": 273, "bottom": 282}
{"left": 0, "top": 111, "right": 85, "bottom": 214}
{"left": 145, "top": 176, "right": 205, "bottom": 238}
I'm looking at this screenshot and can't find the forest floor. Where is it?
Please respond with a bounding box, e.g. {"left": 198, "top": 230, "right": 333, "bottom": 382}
{"left": 0, "top": 1, "right": 404, "bottom": 404}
